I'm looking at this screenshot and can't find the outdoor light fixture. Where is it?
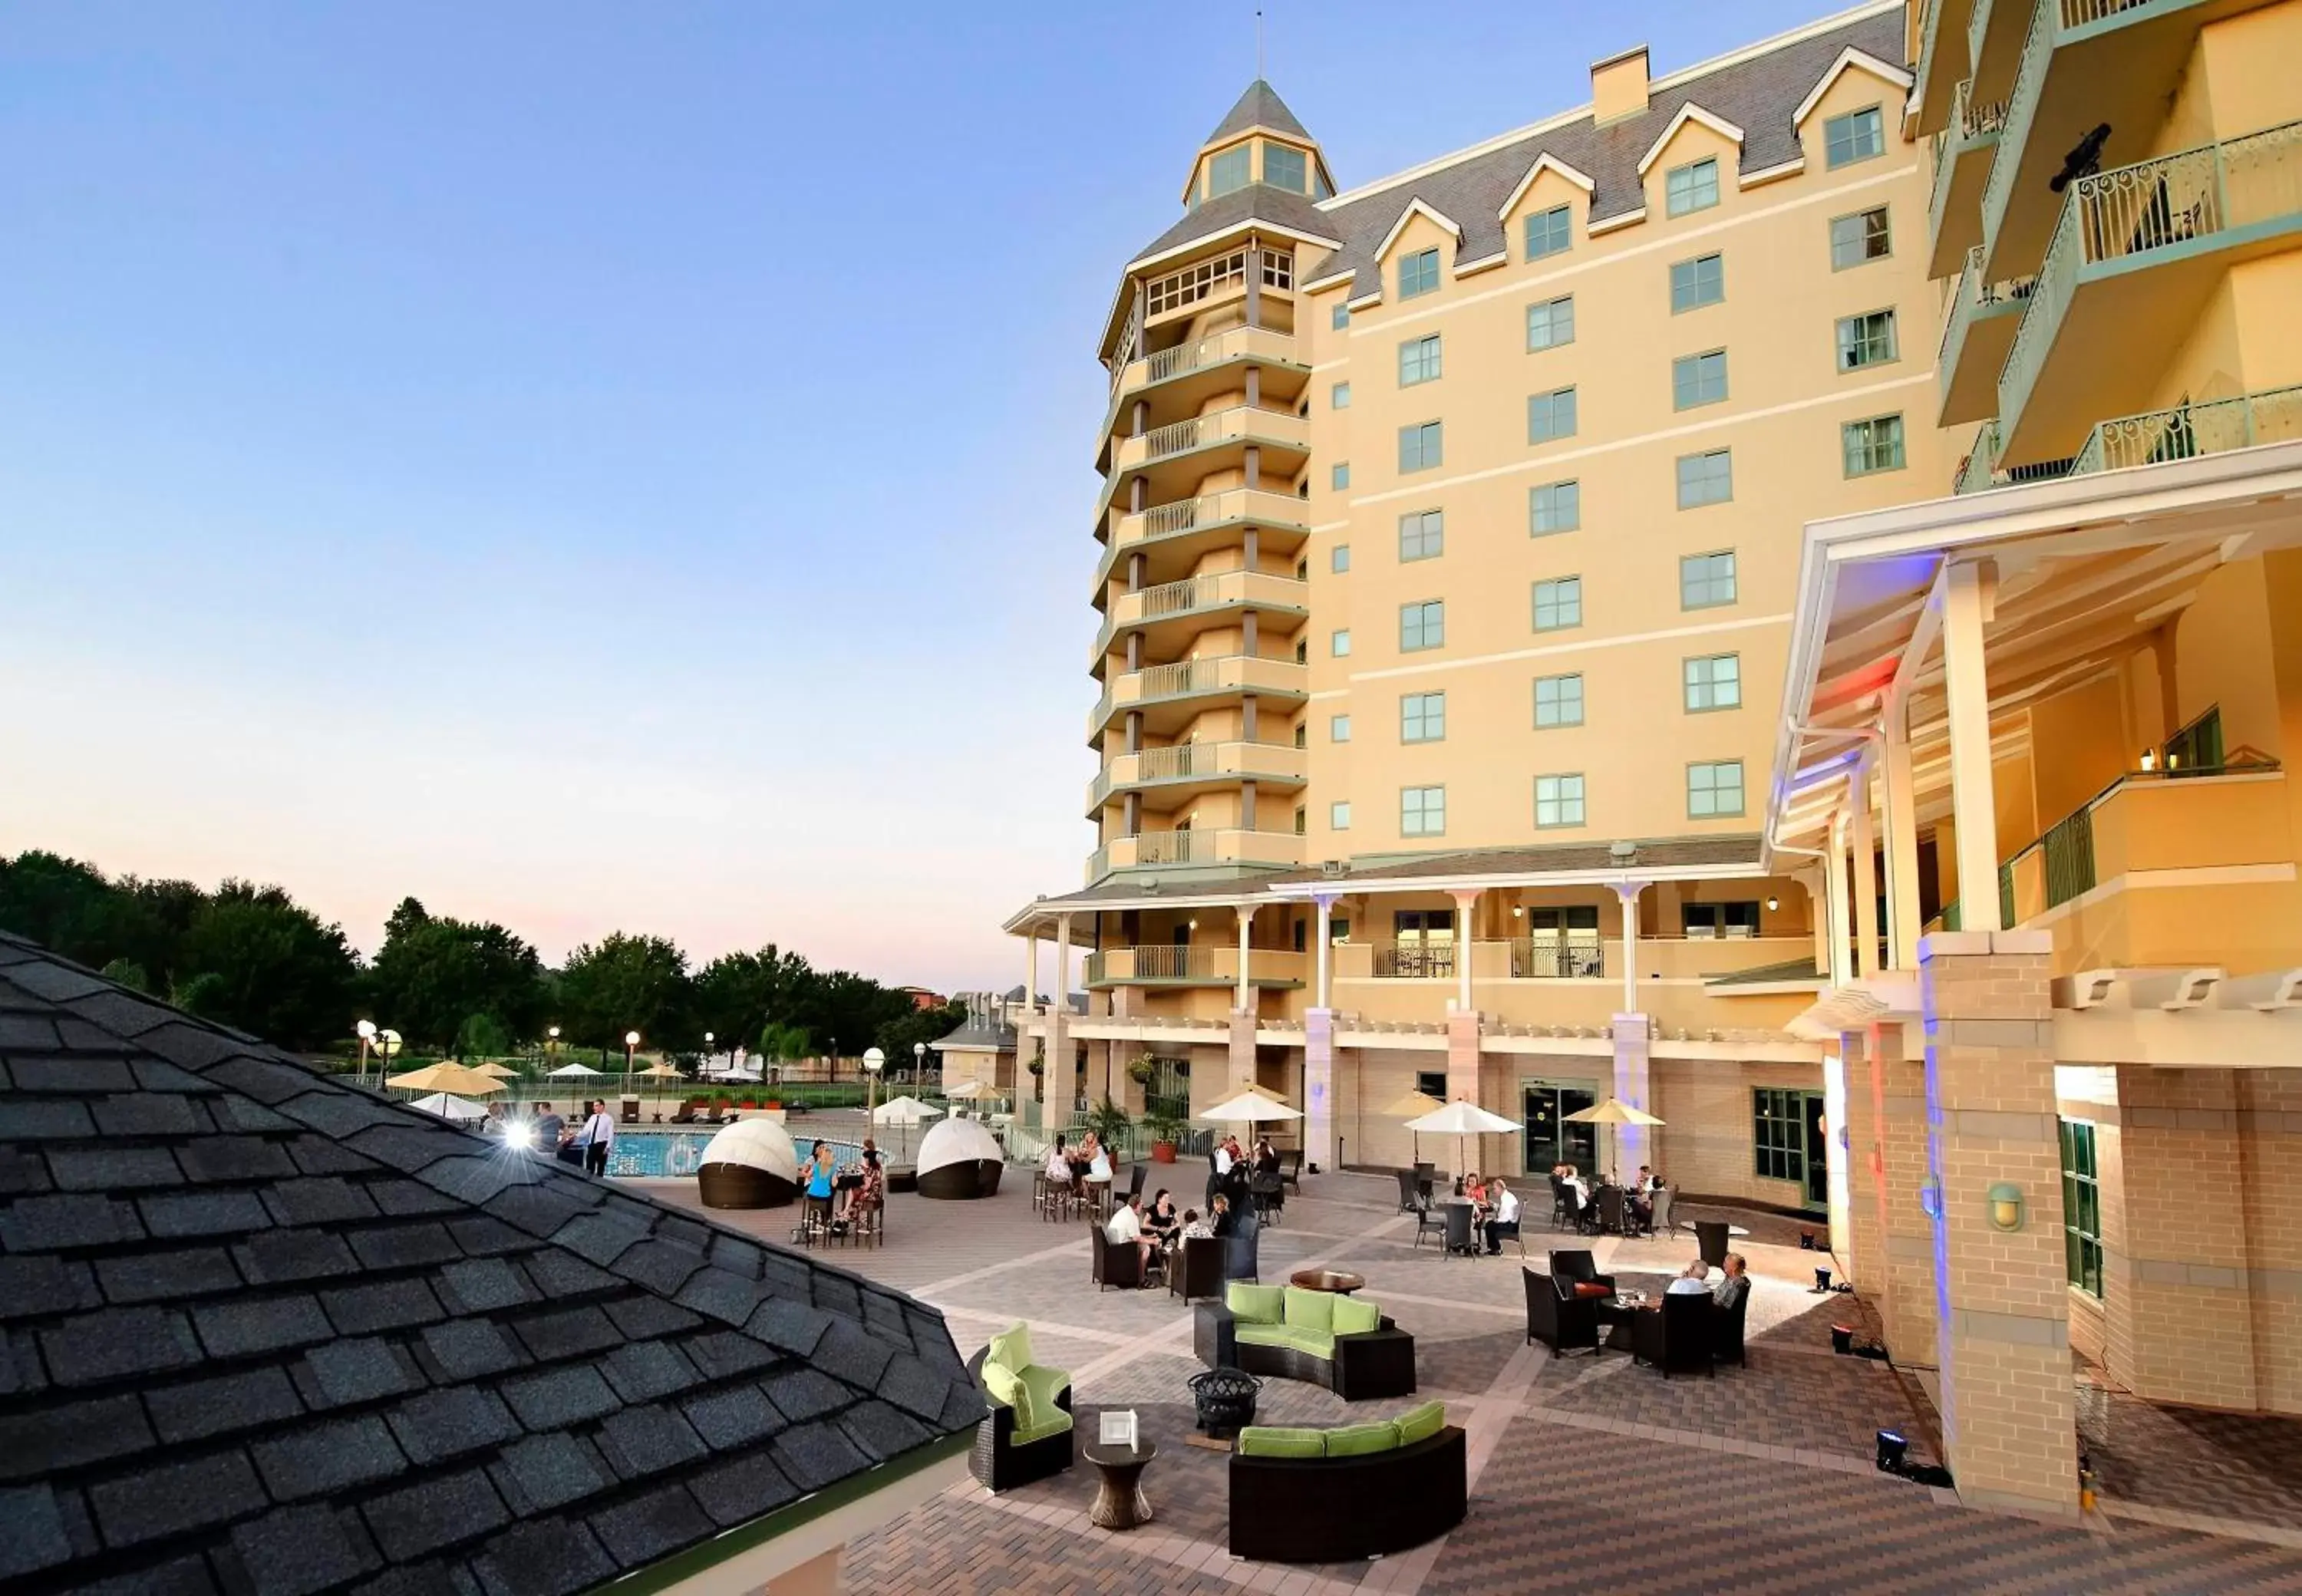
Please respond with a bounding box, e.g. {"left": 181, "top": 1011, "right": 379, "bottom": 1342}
{"left": 1765, "top": 895, "right": 1779, "bottom": 912}
{"left": 1918, "top": 1178, "right": 1944, "bottom": 1220}
{"left": 506, "top": 1122, "right": 536, "bottom": 1151}
{"left": 2139, "top": 748, "right": 2156, "bottom": 771}
{"left": 1875, "top": 1429, "right": 1910, "bottom": 1474}
{"left": 1987, "top": 1181, "right": 2025, "bottom": 1232}
{"left": 1512, "top": 905, "right": 1524, "bottom": 918}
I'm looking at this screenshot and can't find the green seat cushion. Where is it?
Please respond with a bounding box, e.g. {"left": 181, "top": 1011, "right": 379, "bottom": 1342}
{"left": 1233, "top": 1322, "right": 1297, "bottom": 1350}
{"left": 1226, "top": 1282, "right": 1285, "bottom": 1324}
{"left": 1283, "top": 1285, "right": 1335, "bottom": 1334}
{"left": 1280, "top": 1327, "right": 1334, "bottom": 1358}
{"left": 1236, "top": 1426, "right": 1325, "bottom": 1459}
{"left": 1018, "top": 1364, "right": 1070, "bottom": 1419}
{"left": 980, "top": 1361, "right": 1032, "bottom": 1430}
{"left": 1331, "top": 1297, "right": 1382, "bottom": 1336}
{"left": 1394, "top": 1400, "right": 1446, "bottom": 1445}
{"left": 987, "top": 1322, "right": 1034, "bottom": 1374}
{"left": 1011, "top": 1407, "right": 1074, "bottom": 1447}
{"left": 1322, "top": 1422, "right": 1401, "bottom": 1458}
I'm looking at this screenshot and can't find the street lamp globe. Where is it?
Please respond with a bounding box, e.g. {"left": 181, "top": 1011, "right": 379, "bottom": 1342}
{"left": 548, "top": 1025, "right": 560, "bottom": 1040}
{"left": 704, "top": 1031, "right": 714, "bottom": 1047}
{"left": 356, "top": 1019, "right": 378, "bottom": 1041}
{"left": 625, "top": 1031, "right": 641, "bottom": 1048}
{"left": 862, "top": 1047, "right": 886, "bottom": 1073}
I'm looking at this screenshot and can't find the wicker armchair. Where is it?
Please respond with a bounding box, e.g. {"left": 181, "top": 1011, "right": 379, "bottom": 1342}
{"left": 1523, "top": 1265, "right": 1602, "bottom": 1355}
{"left": 1169, "top": 1235, "right": 1225, "bottom": 1301}
{"left": 1631, "top": 1292, "right": 1715, "bottom": 1378}
{"left": 964, "top": 1342, "right": 1074, "bottom": 1491}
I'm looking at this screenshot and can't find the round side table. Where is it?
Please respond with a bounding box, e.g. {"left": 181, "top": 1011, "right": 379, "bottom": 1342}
{"left": 1080, "top": 1440, "right": 1157, "bottom": 1531}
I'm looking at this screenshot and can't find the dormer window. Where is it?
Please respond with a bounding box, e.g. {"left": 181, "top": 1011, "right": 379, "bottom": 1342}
{"left": 1666, "top": 157, "right": 1720, "bottom": 218}
{"left": 1265, "top": 143, "right": 1308, "bottom": 193}
{"left": 1209, "top": 145, "right": 1252, "bottom": 199}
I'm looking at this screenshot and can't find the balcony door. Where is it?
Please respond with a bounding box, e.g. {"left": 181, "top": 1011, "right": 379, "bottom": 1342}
{"left": 1522, "top": 1079, "right": 1598, "bottom": 1176}
{"left": 1522, "top": 906, "right": 1601, "bottom": 976}
{"left": 1392, "top": 908, "right": 1455, "bottom": 978}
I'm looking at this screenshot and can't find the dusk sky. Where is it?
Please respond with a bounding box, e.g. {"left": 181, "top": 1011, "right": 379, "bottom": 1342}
{"left": 2, "top": 1, "right": 1833, "bottom": 991}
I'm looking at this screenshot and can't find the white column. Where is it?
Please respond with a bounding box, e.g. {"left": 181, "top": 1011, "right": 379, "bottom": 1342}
{"left": 1850, "top": 761, "right": 1881, "bottom": 979}
{"left": 1053, "top": 913, "right": 1073, "bottom": 1008}
{"left": 1235, "top": 903, "right": 1255, "bottom": 1012}
{"left": 1613, "top": 881, "right": 1644, "bottom": 1012}
{"left": 1313, "top": 893, "right": 1335, "bottom": 1009}
{"left": 1450, "top": 889, "right": 1480, "bottom": 1014}
{"left": 1943, "top": 559, "right": 2004, "bottom": 931}
{"left": 1021, "top": 930, "right": 1038, "bottom": 1017}
{"left": 1883, "top": 694, "right": 1923, "bottom": 971}
{"left": 1828, "top": 813, "right": 1855, "bottom": 988}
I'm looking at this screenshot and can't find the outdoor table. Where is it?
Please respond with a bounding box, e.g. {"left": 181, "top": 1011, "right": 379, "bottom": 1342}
{"left": 1082, "top": 1439, "right": 1157, "bottom": 1530}
{"left": 1287, "top": 1268, "right": 1366, "bottom": 1295}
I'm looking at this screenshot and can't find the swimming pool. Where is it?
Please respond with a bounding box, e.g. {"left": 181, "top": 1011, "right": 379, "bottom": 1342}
{"left": 603, "top": 1129, "right": 863, "bottom": 1180}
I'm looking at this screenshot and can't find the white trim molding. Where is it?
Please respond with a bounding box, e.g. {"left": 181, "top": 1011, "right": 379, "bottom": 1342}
{"left": 1499, "top": 153, "right": 1598, "bottom": 224}
{"left": 1637, "top": 104, "right": 1746, "bottom": 176}
{"left": 1791, "top": 46, "right": 1915, "bottom": 129}
{"left": 1372, "top": 197, "right": 1465, "bottom": 265}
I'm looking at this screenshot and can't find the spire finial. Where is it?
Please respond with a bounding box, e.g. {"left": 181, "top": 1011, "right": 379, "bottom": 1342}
{"left": 1256, "top": 8, "right": 1265, "bottom": 80}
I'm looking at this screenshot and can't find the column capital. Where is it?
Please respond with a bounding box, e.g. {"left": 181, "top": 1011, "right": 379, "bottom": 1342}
{"left": 1447, "top": 887, "right": 1482, "bottom": 908}
{"left": 1609, "top": 878, "right": 1651, "bottom": 903}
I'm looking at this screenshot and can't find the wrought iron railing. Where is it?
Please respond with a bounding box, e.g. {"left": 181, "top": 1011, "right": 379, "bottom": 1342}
{"left": 1954, "top": 418, "right": 2073, "bottom": 493}
{"left": 1506, "top": 939, "right": 1606, "bottom": 979}
{"left": 1371, "top": 941, "right": 1456, "bottom": 979}
{"left": 2069, "top": 385, "right": 2302, "bottom": 476}
{"left": 1931, "top": 80, "right": 2010, "bottom": 228}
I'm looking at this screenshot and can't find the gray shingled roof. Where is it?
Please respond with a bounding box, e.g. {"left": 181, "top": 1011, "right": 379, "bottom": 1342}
{"left": 1207, "top": 78, "right": 1311, "bottom": 143}
{"left": 928, "top": 1014, "right": 1015, "bottom": 1051}
{"left": 0, "top": 932, "right": 981, "bottom": 1596}
{"left": 1304, "top": 10, "right": 1900, "bottom": 298}
{"left": 1129, "top": 180, "right": 1338, "bottom": 270}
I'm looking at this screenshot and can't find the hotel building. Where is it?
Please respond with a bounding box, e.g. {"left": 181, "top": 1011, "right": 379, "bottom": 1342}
{"left": 965, "top": 0, "right": 2302, "bottom": 1514}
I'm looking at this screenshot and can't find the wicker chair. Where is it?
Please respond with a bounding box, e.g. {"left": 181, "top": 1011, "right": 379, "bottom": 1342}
{"left": 1524, "top": 1265, "right": 1603, "bottom": 1355}
{"left": 964, "top": 1343, "right": 1074, "bottom": 1491}
{"left": 1169, "top": 1235, "right": 1225, "bottom": 1301}
{"left": 1229, "top": 1424, "right": 1466, "bottom": 1562}
{"left": 1091, "top": 1225, "right": 1150, "bottom": 1291}
{"left": 1712, "top": 1275, "right": 1750, "bottom": 1366}
{"left": 1631, "top": 1291, "right": 1715, "bottom": 1378}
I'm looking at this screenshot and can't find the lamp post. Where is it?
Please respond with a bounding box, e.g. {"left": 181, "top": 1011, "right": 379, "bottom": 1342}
{"left": 913, "top": 1040, "right": 926, "bottom": 1093}
{"left": 546, "top": 1025, "right": 560, "bottom": 1076}
{"left": 376, "top": 1028, "right": 402, "bottom": 1086}
{"left": 862, "top": 1047, "right": 886, "bottom": 1133}
{"left": 623, "top": 1030, "right": 640, "bottom": 1106}
{"left": 356, "top": 1019, "right": 378, "bottom": 1085}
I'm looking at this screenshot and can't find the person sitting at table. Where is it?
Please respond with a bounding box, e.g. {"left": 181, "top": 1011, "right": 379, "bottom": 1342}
{"left": 1207, "top": 1192, "right": 1235, "bottom": 1238}
{"left": 1106, "top": 1192, "right": 1155, "bottom": 1280}
{"left": 1626, "top": 1165, "right": 1657, "bottom": 1228}
{"left": 798, "top": 1140, "right": 836, "bottom": 1236}
{"left": 1252, "top": 1136, "right": 1280, "bottom": 1176}
{"left": 1179, "top": 1206, "right": 1214, "bottom": 1242}
{"left": 1043, "top": 1134, "right": 1072, "bottom": 1189}
{"left": 1483, "top": 1178, "right": 1522, "bottom": 1255}
{"left": 1713, "top": 1252, "right": 1750, "bottom": 1311}
{"left": 1082, "top": 1132, "right": 1113, "bottom": 1187}
{"left": 1143, "top": 1187, "right": 1180, "bottom": 1247}
{"left": 1666, "top": 1258, "right": 1713, "bottom": 1295}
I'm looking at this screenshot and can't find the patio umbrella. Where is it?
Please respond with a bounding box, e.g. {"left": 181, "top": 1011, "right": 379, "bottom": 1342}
{"left": 463, "top": 1061, "right": 518, "bottom": 1080}
{"left": 638, "top": 1063, "right": 686, "bottom": 1079}
{"left": 1563, "top": 1098, "right": 1665, "bottom": 1179}
{"left": 1380, "top": 1087, "right": 1445, "bottom": 1166}
{"left": 384, "top": 1063, "right": 506, "bottom": 1096}
{"left": 1403, "top": 1099, "right": 1522, "bottom": 1191}
{"left": 1199, "top": 1090, "right": 1304, "bottom": 1125}
{"left": 546, "top": 1062, "right": 605, "bottom": 1079}
{"left": 407, "top": 1091, "right": 490, "bottom": 1123}
{"left": 869, "top": 1093, "right": 945, "bottom": 1159}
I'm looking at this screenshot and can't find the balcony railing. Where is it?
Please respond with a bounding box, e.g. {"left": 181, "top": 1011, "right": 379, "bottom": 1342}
{"left": 1930, "top": 79, "right": 2010, "bottom": 249}
{"left": 1108, "top": 487, "right": 1311, "bottom": 552}
{"left": 1119, "top": 404, "right": 1309, "bottom": 470}
{"left": 1953, "top": 418, "right": 2074, "bottom": 493}
{"left": 1370, "top": 941, "right": 1456, "bottom": 979}
{"left": 1094, "top": 653, "right": 1307, "bottom": 732}
{"left": 1999, "top": 120, "right": 2302, "bottom": 440}
{"left": 2068, "top": 385, "right": 2302, "bottom": 477}
{"left": 1938, "top": 244, "right": 2035, "bottom": 422}
{"left": 1087, "top": 740, "right": 1307, "bottom": 809}
{"left": 1088, "top": 827, "right": 1305, "bottom": 879}
{"left": 1083, "top": 945, "right": 1308, "bottom": 984}
{"left": 1504, "top": 939, "right": 1607, "bottom": 979}
{"left": 1094, "top": 569, "right": 1308, "bottom": 660}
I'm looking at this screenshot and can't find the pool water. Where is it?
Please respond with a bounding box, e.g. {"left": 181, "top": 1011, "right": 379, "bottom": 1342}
{"left": 604, "top": 1129, "right": 862, "bottom": 1180}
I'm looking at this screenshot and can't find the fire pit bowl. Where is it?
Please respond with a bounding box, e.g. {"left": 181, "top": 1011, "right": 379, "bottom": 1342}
{"left": 1189, "top": 1365, "right": 1265, "bottom": 1438}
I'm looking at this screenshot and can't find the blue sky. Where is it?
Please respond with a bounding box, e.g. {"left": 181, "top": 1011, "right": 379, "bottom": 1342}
{"left": 0, "top": 1, "right": 1841, "bottom": 988}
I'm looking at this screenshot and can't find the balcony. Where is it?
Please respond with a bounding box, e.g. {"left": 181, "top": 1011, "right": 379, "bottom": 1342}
{"left": 1928, "top": 82, "right": 2010, "bottom": 278}
{"left": 1098, "top": 486, "right": 1311, "bottom": 592}
{"left": 1358, "top": 940, "right": 1608, "bottom": 980}
{"left": 1089, "top": 653, "right": 1308, "bottom": 741}
{"left": 1952, "top": 418, "right": 2074, "bottom": 492}
{"left": 1997, "top": 121, "right": 2302, "bottom": 463}
{"left": 1914, "top": 0, "right": 1979, "bottom": 135}
{"left": 1980, "top": 0, "right": 2284, "bottom": 282}
{"left": 1937, "top": 246, "right": 2036, "bottom": 426}
{"left": 1964, "top": 0, "right": 2036, "bottom": 107}
{"left": 1140, "top": 242, "right": 1296, "bottom": 333}
{"left": 1111, "top": 403, "right": 1311, "bottom": 483}
{"left": 2068, "top": 384, "right": 2302, "bottom": 476}
{"left": 1097, "top": 325, "right": 1308, "bottom": 468}
{"left": 1082, "top": 945, "right": 1308, "bottom": 988}
{"left": 1090, "top": 569, "right": 1308, "bottom": 674}
{"left": 1086, "top": 740, "right": 1308, "bottom": 816}
{"left": 1328, "top": 936, "right": 1822, "bottom": 1034}
{"left": 1086, "top": 828, "right": 1307, "bottom": 882}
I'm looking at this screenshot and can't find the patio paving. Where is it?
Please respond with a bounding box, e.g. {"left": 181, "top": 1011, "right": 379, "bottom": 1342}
{"left": 645, "top": 1169, "right": 2302, "bottom": 1594}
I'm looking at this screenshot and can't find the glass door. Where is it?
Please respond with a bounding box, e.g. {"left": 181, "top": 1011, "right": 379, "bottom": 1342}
{"left": 1803, "top": 1092, "right": 1829, "bottom": 1209}
{"left": 1390, "top": 908, "right": 1456, "bottom": 978}
{"left": 1522, "top": 1080, "right": 1598, "bottom": 1176}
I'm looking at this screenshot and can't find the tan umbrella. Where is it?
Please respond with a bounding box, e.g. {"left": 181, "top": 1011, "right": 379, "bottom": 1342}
{"left": 1564, "top": 1098, "right": 1665, "bottom": 1179}
{"left": 385, "top": 1063, "right": 506, "bottom": 1096}
{"left": 463, "top": 1061, "right": 518, "bottom": 1080}
{"left": 1380, "top": 1087, "right": 1445, "bottom": 1166}
{"left": 638, "top": 1063, "right": 687, "bottom": 1078}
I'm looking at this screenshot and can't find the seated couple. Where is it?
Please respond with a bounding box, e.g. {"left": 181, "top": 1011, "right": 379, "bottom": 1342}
{"left": 1042, "top": 1132, "right": 1113, "bottom": 1192}
{"left": 1664, "top": 1252, "right": 1750, "bottom": 1308}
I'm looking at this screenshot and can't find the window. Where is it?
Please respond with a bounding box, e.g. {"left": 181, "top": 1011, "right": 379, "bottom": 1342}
{"left": 1525, "top": 295, "right": 1575, "bottom": 351}
{"left": 1843, "top": 414, "right": 1908, "bottom": 476}
{"left": 1331, "top": 543, "right": 1351, "bottom": 574}
{"left": 1296, "top": 558, "right": 1309, "bottom": 580}
{"left": 1398, "top": 421, "right": 1443, "bottom": 473}
{"left": 1401, "top": 786, "right": 1446, "bottom": 836}
{"left": 1535, "top": 773, "right": 1586, "bottom": 828}
{"left": 1836, "top": 309, "right": 1898, "bottom": 371}
{"left": 1527, "top": 386, "right": 1578, "bottom": 444}
{"left": 1532, "top": 576, "right": 1582, "bottom": 631}
{"left": 1331, "top": 800, "right": 1353, "bottom": 831}
{"left": 1414, "top": 1069, "right": 1446, "bottom": 1100}
{"left": 1670, "top": 253, "right": 1723, "bottom": 312}
{"left": 1400, "top": 600, "right": 1444, "bottom": 651}
{"left": 1684, "top": 901, "right": 1761, "bottom": 937}
{"left": 1534, "top": 673, "right": 1584, "bottom": 727}
{"left": 1525, "top": 203, "right": 1572, "bottom": 259}
{"left": 1530, "top": 480, "right": 1580, "bottom": 536}
{"left": 1331, "top": 629, "right": 1352, "bottom": 658}
{"left": 1295, "top": 638, "right": 1308, "bottom": 663}
{"left": 1400, "top": 691, "right": 1446, "bottom": 743}
{"left": 1665, "top": 157, "right": 1719, "bottom": 217}
{"left": 1687, "top": 759, "right": 1746, "bottom": 817}
{"left": 1398, "top": 335, "right": 1443, "bottom": 385}
{"left": 1680, "top": 550, "right": 1737, "bottom": 608}
{"left": 1331, "top": 461, "right": 1351, "bottom": 490}
{"left": 1753, "top": 1089, "right": 1806, "bottom": 1184}
{"left": 1209, "top": 145, "right": 1252, "bottom": 198}
{"left": 1672, "top": 349, "right": 1729, "bottom": 411}
{"left": 1676, "top": 449, "right": 1733, "bottom": 508}
{"left": 1331, "top": 714, "right": 1352, "bottom": 743}
{"left": 1331, "top": 380, "right": 1353, "bottom": 409}
{"left": 1398, "top": 247, "right": 1440, "bottom": 299}
{"left": 1331, "top": 302, "right": 1351, "bottom": 331}
{"left": 1398, "top": 509, "right": 1443, "bottom": 562}
{"left": 1825, "top": 105, "right": 1885, "bottom": 169}
{"left": 1830, "top": 206, "right": 1891, "bottom": 269}
{"left": 1265, "top": 143, "right": 1308, "bottom": 193}
{"left": 1684, "top": 653, "right": 1741, "bottom": 711}
{"left": 2062, "top": 1119, "right": 2102, "bottom": 1297}
{"left": 1294, "top": 805, "right": 1307, "bottom": 836}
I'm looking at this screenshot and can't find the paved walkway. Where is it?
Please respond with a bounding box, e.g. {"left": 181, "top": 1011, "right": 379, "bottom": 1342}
{"left": 646, "top": 1170, "right": 2302, "bottom": 1594}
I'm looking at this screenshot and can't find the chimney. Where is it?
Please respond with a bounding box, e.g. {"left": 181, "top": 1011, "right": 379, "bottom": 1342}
{"left": 1591, "top": 44, "right": 1650, "bottom": 125}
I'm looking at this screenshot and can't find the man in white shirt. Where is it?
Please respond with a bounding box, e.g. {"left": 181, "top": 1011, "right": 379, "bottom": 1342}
{"left": 579, "top": 1100, "right": 616, "bottom": 1177}
{"left": 1665, "top": 1259, "right": 1713, "bottom": 1295}
{"left": 1106, "top": 1192, "right": 1154, "bottom": 1278}
{"left": 1482, "top": 1179, "right": 1523, "bottom": 1255}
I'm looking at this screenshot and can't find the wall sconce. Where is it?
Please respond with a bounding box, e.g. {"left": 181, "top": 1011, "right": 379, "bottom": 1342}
{"left": 1765, "top": 895, "right": 1779, "bottom": 912}
{"left": 1987, "top": 1182, "right": 2024, "bottom": 1232}
{"left": 1186, "top": 918, "right": 1199, "bottom": 932}
{"left": 1512, "top": 904, "right": 1524, "bottom": 918}
{"left": 1918, "top": 1179, "right": 1944, "bottom": 1221}
{"left": 2139, "top": 747, "right": 2156, "bottom": 772}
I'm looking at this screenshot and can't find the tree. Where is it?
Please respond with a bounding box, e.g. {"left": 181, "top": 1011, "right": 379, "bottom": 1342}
{"left": 370, "top": 912, "right": 548, "bottom": 1048}
{"left": 455, "top": 1011, "right": 512, "bottom": 1059}
{"left": 873, "top": 1000, "right": 968, "bottom": 1081}
{"left": 174, "top": 881, "right": 362, "bottom": 1050}
{"left": 693, "top": 945, "right": 813, "bottom": 1054}
{"left": 557, "top": 932, "right": 692, "bottom": 1052}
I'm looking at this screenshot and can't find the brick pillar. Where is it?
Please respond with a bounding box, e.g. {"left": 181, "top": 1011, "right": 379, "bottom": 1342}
{"left": 1610, "top": 1014, "right": 1652, "bottom": 1177}
{"left": 1446, "top": 1009, "right": 1482, "bottom": 1173}
{"left": 1921, "top": 929, "right": 2077, "bottom": 1518}
{"left": 1044, "top": 1007, "right": 1070, "bottom": 1117}
{"left": 2239, "top": 1070, "right": 2302, "bottom": 1415}
{"left": 1835, "top": 1027, "right": 1880, "bottom": 1285}
{"left": 1227, "top": 1009, "right": 1257, "bottom": 1096}
{"left": 2102, "top": 1065, "right": 2259, "bottom": 1409}
{"left": 1304, "top": 1007, "right": 1336, "bottom": 1172}
{"left": 1871, "top": 1018, "right": 1940, "bottom": 1366}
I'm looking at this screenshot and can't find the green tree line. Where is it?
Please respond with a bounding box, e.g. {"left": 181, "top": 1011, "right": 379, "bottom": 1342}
{"left": 0, "top": 850, "right": 960, "bottom": 1063}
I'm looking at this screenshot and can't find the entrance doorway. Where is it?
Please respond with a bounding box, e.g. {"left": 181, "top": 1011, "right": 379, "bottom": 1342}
{"left": 1754, "top": 1087, "right": 1829, "bottom": 1212}
{"left": 1522, "top": 1079, "right": 1598, "bottom": 1176}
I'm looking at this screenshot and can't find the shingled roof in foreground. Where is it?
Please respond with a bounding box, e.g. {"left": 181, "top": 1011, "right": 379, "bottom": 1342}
{"left": 0, "top": 931, "right": 982, "bottom": 1596}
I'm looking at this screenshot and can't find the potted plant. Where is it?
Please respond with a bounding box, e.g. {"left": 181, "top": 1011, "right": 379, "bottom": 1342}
{"left": 1027, "top": 1044, "right": 1046, "bottom": 1078}
{"left": 1086, "top": 1094, "right": 1133, "bottom": 1157}
{"left": 1146, "top": 1110, "right": 1185, "bottom": 1164}
{"left": 1126, "top": 1052, "right": 1157, "bottom": 1087}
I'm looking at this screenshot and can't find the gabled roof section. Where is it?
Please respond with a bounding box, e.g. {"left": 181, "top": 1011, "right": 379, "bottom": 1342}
{"left": 1498, "top": 152, "right": 1597, "bottom": 223}
{"left": 0, "top": 931, "right": 981, "bottom": 1596}
{"left": 1791, "top": 45, "right": 1914, "bottom": 127}
{"left": 1299, "top": 5, "right": 1903, "bottom": 299}
{"left": 1206, "top": 78, "right": 1311, "bottom": 146}
{"left": 1636, "top": 102, "right": 1746, "bottom": 176}
{"left": 1372, "top": 197, "right": 1463, "bottom": 262}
